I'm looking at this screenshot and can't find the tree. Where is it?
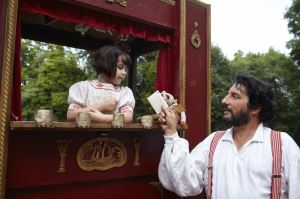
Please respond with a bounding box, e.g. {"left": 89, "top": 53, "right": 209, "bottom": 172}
{"left": 285, "top": 0, "right": 300, "bottom": 66}
{"left": 22, "top": 41, "right": 87, "bottom": 121}
{"left": 134, "top": 51, "right": 158, "bottom": 118}
{"left": 210, "top": 45, "right": 232, "bottom": 131}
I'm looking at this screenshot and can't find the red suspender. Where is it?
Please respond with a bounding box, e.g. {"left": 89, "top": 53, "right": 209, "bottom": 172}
{"left": 270, "top": 130, "right": 282, "bottom": 199}
{"left": 207, "top": 131, "right": 225, "bottom": 199}
{"left": 207, "top": 130, "right": 282, "bottom": 199}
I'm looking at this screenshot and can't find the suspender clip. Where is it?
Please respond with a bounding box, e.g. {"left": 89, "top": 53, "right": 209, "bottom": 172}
{"left": 272, "top": 174, "right": 281, "bottom": 178}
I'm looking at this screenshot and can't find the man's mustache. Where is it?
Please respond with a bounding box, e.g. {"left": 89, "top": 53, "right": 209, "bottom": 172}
{"left": 220, "top": 103, "right": 232, "bottom": 112}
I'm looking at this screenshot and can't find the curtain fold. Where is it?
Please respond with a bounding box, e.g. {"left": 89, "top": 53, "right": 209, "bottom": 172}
{"left": 11, "top": 13, "right": 22, "bottom": 121}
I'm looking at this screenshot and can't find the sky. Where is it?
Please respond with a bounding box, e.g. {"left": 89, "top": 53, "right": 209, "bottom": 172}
{"left": 201, "top": 0, "right": 293, "bottom": 59}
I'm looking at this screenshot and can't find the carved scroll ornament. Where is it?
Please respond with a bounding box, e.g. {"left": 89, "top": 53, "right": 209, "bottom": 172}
{"left": 77, "top": 137, "right": 127, "bottom": 171}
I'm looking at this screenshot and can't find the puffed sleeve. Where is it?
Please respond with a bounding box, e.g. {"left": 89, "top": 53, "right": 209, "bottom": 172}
{"left": 67, "top": 81, "right": 88, "bottom": 109}
{"left": 118, "top": 87, "right": 135, "bottom": 113}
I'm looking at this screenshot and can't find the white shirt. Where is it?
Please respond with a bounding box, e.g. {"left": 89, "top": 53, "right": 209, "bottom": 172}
{"left": 158, "top": 123, "right": 300, "bottom": 198}
{"left": 68, "top": 80, "right": 135, "bottom": 113}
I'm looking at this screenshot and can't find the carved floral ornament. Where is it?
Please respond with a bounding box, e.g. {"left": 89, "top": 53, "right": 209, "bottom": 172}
{"left": 77, "top": 137, "right": 127, "bottom": 171}
{"left": 191, "top": 21, "right": 201, "bottom": 49}
{"left": 106, "top": 0, "right": 127, "bottom": 7}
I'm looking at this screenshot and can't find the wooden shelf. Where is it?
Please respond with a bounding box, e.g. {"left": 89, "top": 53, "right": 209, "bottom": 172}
{"left": 10, "top": 121, "right": 188, "bottom": 133}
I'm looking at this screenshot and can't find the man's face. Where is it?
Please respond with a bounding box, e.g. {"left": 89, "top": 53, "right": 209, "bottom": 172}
{"left": 221, "top": 83, "right": 250, "bottom": 127}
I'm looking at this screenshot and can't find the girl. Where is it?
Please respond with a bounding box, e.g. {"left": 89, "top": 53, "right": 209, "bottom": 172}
{"left": 67, "top": 45, "right": 135, "bottom": 123}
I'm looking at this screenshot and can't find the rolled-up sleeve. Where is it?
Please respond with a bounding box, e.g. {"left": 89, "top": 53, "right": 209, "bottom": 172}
{"left": 159, "top": 133, "right": 211, "bottom": 197}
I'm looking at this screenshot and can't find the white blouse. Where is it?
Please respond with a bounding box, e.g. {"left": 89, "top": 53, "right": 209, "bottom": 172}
{"left": 68, "top": 79, "right": 135, "bottom": 113}
{"left": 158, "top": 123, "right": 300, "bottom": 199}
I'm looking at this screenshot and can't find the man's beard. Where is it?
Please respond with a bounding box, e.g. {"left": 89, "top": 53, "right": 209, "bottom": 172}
{"left": 222, "top": 109, "right": 250, "bottom": 127}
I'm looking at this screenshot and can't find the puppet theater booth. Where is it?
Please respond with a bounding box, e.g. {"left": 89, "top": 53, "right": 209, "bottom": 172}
{"left": 0, "top": 0, "right": 210, "bottom": 198}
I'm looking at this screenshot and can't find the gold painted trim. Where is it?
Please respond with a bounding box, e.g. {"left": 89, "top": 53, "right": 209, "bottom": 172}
{"left": 161, "top": 0, "right": 175, "bottom": 6}
{"left": 207, "top": 5, "right": 211, "bottom": 134}
{"left": 0, "top": 0, "right": 18, "bottom": 197}
{"left": 179, "top": 0, "right": 186, "bottom": 114}
{"left": 179, "top": 0, "right": 188, "bottom": 140}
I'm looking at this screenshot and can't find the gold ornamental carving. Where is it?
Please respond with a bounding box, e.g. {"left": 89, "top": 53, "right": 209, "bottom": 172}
{"left": 0, "top": 0, "right": 19, "bottom": 197}
{"left": 161, "top": 0, "right": 175, "bottom": 6}
{"left": 57, "top": 139, "right": 71, "bottom": 173}
{"left": 191, "top": 22, "right": 201, "bottom": 49}
{"left": 106, "top": 0, "right": 127, "bottom": 7}
{"left": 77, "top": 137, "right": 127, "bottom": 171}
{"left": 133, "top": 138, "right": 143, "bottom": 166}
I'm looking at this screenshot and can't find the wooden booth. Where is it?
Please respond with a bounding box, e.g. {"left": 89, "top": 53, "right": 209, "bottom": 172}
{"left": 0, "top": 0, "right": 210, "bottom": 198}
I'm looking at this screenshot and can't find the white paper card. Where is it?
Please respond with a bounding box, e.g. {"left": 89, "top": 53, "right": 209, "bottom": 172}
{"left": 147, "top": 90, "right": 168, "bottom": 114}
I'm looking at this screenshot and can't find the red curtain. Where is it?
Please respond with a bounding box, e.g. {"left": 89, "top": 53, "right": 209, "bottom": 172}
{"left": 156, "top": 40, "right": 179, "bottom": 98}
{"left": 10, "top": 14, "right": 22, "bottom": 121}
{"left": 18, "top": 0, "right": 171, "bottom": 43}
{"left": 12, "top": 0, "right": 178, "bottom": 120}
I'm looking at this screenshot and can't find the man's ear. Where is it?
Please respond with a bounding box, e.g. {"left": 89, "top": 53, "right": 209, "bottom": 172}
{"left": 251, "top": 106, "right": 261, "bottom": 116}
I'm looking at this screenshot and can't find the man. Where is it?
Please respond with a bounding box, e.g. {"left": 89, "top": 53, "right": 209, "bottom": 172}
{"left": 158, "top": 75, "right": 300, "bottom": 198}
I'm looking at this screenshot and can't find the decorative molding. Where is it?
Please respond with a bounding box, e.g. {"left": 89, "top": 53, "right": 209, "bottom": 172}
{"left": 179, "top": 0, "right": 186, "bottom": 109}
{"left": 207, "top": 5, "right": 212, "bottom": 134}
{"left": 160, "top": 0, "right": 175, "bottom": 6}
{"left": 178, "top": 0, "right": 188, "bottom": 138}
{"left": 77, "top": 137, "right": 127, "bottom": 171}
{"left": 57, "top": 139, "right": 72, "bottom": 173}
{"left": 0, "top": 0, "right": 19, "bottom": 197}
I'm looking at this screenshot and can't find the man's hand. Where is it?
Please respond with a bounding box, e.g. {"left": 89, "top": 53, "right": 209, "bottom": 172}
{"left": 159, "top": 106, "right": 177, "bottom": 136}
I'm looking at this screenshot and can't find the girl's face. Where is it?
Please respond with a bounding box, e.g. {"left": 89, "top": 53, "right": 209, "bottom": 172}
{"left": 110, "top": 56, "right": 128, "bottom": 85}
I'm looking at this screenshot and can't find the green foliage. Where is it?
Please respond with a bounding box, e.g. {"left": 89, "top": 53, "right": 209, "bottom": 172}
{"left": 285, "top": 0, "right": 300, "bottom": 65}
{"left": 134, "top": 51, "right": 158, "bottom": 118}
{"left": 210, "top": 46, "right": 233, "bottom": 131}
{"left": 21, "top": 40, "right": 87, "bottom": 121}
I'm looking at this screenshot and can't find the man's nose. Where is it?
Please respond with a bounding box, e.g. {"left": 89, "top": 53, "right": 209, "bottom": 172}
{"left": 221, "top": 95, "right": 229, "bottom": 104}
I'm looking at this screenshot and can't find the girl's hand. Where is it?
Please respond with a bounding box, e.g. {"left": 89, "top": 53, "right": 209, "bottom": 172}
{"left": 95, "top": 98, "right": 118, "bottom": 113}
{"left": 88, "top": 107, "right": 104, "bottom": 119}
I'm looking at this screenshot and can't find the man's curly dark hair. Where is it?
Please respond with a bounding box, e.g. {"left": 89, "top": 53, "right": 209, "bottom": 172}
{"left": 235, "top": 75, "right": 275, "bottom": 123}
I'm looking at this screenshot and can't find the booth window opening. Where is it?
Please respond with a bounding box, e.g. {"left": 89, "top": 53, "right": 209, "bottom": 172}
{"left": 20, "top": 39, "right": 158, "bottom": 122}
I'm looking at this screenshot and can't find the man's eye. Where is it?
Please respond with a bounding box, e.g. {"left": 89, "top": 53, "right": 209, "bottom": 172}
{"left": 232, "top": 95, "right": 240, "bottom": 99}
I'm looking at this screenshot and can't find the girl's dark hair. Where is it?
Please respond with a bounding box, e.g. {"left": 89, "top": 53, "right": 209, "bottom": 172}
{"left": 92, "top": 45, "right": 132, "bottom": 78}
{"left": 235, "top": 75, "right": 275, "bottom": 123}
